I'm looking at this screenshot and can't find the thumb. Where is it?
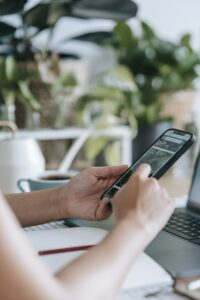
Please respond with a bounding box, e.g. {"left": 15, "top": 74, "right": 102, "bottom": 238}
{"left": 133, "top": 163, "right": 151, "bottom": 180}
{"left": 91, "top": 165, "right": 128, "bottom": 178}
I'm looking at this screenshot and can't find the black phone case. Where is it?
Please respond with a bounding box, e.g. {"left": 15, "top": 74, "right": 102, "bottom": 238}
{"left": 101, "top": 128, "right": 196, "bottom": 200}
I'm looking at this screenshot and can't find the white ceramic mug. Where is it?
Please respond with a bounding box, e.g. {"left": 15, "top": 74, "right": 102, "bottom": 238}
{"left": 0, "top": 121, "right": 45, "bottom": 193}
{"left": 17, "top": 170, "right": 74, "bottom": 192}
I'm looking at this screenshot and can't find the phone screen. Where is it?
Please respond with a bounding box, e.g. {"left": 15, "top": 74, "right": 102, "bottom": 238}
{"left": 102, "top": 129, "right": 193, "bottom": 200}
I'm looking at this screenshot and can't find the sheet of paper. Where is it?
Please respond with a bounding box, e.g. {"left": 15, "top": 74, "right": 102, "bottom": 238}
{"left": 26, "top": 227, "right": 172, "bottom": 290}
{"left": 26, "top": 227, "right": 107, "bottom": 273}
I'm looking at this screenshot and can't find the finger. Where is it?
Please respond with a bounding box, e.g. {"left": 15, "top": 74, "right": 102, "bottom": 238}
{"left": 90, "top": 165, "right": 128, "bottom": 179}
{"left": 96, "top": 199, "right": 113, "bottom": 220}
{"left": 134, "top": 163, "right": 151, "bottom": 180}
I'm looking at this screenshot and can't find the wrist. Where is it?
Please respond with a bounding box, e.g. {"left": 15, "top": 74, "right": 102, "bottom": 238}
{"left": 97, "top": 218, "right": 149, "bottom": 265}
{"left": 52, "top": 184, "right": 72, "bottom": 219}
{"left": 117, "top": 213, "right": 156, "bottom": 246}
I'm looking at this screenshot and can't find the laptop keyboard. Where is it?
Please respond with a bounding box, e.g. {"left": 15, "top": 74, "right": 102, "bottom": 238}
{"left": 164, "top": 212, "right": 200, "bottom": 245}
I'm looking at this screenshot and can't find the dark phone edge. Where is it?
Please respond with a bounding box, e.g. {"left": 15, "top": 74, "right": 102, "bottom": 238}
{"left": 101, "top": 128, "right": 196, "bottom": 199}
{"left": 154, "top": 132, "right": 196, "bottom": 179}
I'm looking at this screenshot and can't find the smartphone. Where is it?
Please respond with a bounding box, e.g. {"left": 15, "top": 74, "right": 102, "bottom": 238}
{"left": 101, "top": 128, "right": 196, "bottom": 200}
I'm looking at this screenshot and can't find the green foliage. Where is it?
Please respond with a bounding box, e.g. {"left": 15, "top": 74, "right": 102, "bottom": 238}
{"left": 0, "top": 0, "right": 73, "bottom": 59}
{"left": 0, "top": 22, "right": 16, "bottom": 38}
{"left": 113, "top": 22, "right": 134, "bottom": 49}
{"left": 0, "top": 0, "right": 137, "bottom": 118}
{"left": 75, "top": 19, "right": 200, "bottom": 163}
{"left": 0, "top": 0, "right": 137, "bottom": 60}
{"left": 76, "top": 65, "right": 139, "bottom": 130}
{"left": 23, "top": 2, "right": 71, "bottom": 30}
{"left": 73, "top": 20, "right": 199, "bottom": 127}
{"left": 112, "top": 20, "right": 200, "bottom": 124}
{"left": 84, "top": 137, "right": 108, "bottom": 162}
{"left": 75, "top": 65, "right": 139, "bottom": 164}
{"left": 0, "top": 56, "right": 41, "bottom": 111}
{"left": 104, "top": 141, "right": 122, "bottom": 165}
{"left": 0, "top": 1, "right": 26, "bottom": 16}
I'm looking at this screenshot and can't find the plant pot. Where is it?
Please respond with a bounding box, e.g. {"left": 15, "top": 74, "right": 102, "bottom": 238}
{"left": 132, "top": 122, "right": 172, "bottom": 162}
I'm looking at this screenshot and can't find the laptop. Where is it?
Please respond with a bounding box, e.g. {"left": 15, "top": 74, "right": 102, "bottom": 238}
{"left": 146, "top": 150, "right": 200, "bottom": 278}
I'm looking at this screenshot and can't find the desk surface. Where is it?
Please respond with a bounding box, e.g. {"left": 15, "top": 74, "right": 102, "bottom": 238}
{"left": 27, "top": 223, "right": 192, "bottom": 300}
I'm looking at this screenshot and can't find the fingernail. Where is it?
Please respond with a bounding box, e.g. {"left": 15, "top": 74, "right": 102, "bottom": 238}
{"left": 107, "top": 202, "right": 112, "bottom": 211}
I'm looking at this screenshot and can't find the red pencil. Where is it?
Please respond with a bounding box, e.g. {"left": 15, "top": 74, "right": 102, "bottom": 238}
{"left": 39, "top": 244, "right": 94, "bottom": 256}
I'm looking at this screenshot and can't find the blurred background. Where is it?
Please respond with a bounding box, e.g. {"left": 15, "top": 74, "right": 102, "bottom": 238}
{"left": 0, "top": 0, "right": 200, "bottom": 194}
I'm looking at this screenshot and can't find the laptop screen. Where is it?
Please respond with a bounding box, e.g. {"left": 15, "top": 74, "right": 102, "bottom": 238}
{"left": 188, "top": 151, "right": 200, "bottom": 209}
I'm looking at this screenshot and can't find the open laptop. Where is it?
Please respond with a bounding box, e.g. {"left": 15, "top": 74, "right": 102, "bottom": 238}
{"left": 146, "top": 150, "right": 200, "bottom": 278}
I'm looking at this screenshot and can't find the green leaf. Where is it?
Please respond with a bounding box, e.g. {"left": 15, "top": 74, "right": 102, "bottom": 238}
{"left": 72, "top": 0, "right": 137, "bottom": 21}
{"left": 0, "top": 0, "right": 26, "bottom": 15}
{"left": 146, "top": 102, "right": 164, "bottom": 124}
{"left": 18, "top": 81, "right": 41, "bottom": 111}
{"left": 90, "top": 86, "right": 125, "bottom": 102}
{"left": 105, "top": 141, "right": 121, "bottom": 165}
{"left": 0, "top": 57, "right": 6, "bottom": 81}
{"left": 60, "top": 74, "right": 77, "bottom": 88}
{"left": 95, "top": 113, "right": 121, "bottom": 128}
{"left": 0, "top": 22, "right": 16, "bottom": 38}
{"left": 84, "top": 137, "right": 108, "bottom": 162}
{"left": 24, "top": 4, "right": 50, "bottom": 30}
{"left": 113, "top": 21, "right": 134, "bottom": 49}
{"left": 106, "top": 65, "right": 137, "bottom": 91}
{"left": 125, "top": 112, "right": 137, "bottom": 135}
{"left": 2, "top": 90, "right": 15, "bottom": 105}
{"left": 5, "top": 56, "right": 18, "bottom": 81}
{"left": 47, "top": 2, "right": 71, "bottom": 27}
{"left": 141, "top": 21, "right": 155, "bottom": 38}
{"left": 24, "top": 2, "right": 71, "bottom": 30}
{"left": 69, "top": 31, "right": 113, "bottom": 44}
{"left": 180, "top": 34, "right": 191, "bottom": 46}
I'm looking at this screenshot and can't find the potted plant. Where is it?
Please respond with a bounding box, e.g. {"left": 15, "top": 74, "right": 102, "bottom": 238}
{"left": 0, "top": 0, "right": 79, "bottom": 126}
{"left": 0, "top": 0, "right": 138, "bottom": 127}
{"left": 0, "top": 55, "right": 41, "bottom": 123}
{"left": 74, "top": 65, "right": 140, "bottom": 165}
{"left": 112, "top": 21, "right": 200, "bottom": 159}
{"left": 74, "top": 20, "right": 200, "bottom": 163}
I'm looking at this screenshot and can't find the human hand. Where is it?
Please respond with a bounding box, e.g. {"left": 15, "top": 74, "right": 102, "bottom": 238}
{"left": 59, "top": 165, "right": 128, "bottom": 221}
{"left": 112, "top": 164, "right": 175, "bottom": 239}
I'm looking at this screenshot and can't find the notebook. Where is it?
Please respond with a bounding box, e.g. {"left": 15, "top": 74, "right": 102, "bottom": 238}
{"left": 26, "top": 227, "right": 173, "bottom": 292}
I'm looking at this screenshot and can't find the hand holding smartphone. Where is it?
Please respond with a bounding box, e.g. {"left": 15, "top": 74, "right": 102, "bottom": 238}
{"left": 101, "top": 128, "right": 196, "bottom": 201}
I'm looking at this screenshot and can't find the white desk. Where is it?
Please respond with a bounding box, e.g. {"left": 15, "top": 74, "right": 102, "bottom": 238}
{"left": 26, "top": 220, "right": 189, "bottom": 300}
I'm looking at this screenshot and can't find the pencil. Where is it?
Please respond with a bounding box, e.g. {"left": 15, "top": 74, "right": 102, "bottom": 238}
{"left": 39, "top": 244, "right": 94, "bottom": 256}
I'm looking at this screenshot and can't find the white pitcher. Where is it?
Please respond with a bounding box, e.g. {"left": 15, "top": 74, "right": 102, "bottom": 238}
{"left": 0, "top": 121, "right": 45, "bottom": 193}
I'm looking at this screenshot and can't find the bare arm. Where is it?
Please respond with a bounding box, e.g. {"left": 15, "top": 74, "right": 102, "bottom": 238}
{"left": 5, "top": 187, "right": 66, "bottom": 227}
{"left": 0, "top": 191, "right": 65, "bottom": 300}
{"left": 0, "top": 164, "right": 175, "bottom": 300}
{"left": 0, "top": 194, "right": 147, "bottom": 300}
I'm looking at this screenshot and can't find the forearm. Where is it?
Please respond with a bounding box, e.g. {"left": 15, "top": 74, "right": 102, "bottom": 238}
{"left": 57, "top": 218, "right": 151, "bottom": 300}
{"left": 5, "top": 187, "right": 69, "bottom": 227}
{"left": 1, "top": 192, "right": 152, "bottom": 300}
